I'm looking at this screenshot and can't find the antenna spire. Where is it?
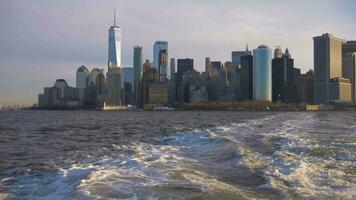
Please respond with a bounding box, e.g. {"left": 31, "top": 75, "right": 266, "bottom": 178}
{"left": 114, "top": 8, "right": 116, "bottom": 26}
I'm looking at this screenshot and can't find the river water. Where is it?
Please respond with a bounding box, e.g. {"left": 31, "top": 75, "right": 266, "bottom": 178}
{"left": 0, "top": 111, "right": 355, "bottom": 199}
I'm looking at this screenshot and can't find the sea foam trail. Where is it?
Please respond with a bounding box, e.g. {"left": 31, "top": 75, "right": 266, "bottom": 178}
{"left": 1, "top": 112, "right": 355, "bottom": 199}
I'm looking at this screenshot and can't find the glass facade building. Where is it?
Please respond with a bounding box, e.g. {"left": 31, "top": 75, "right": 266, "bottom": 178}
{"left": 253, "top": 45, "right": 272, "bottom": 101}
{"left": 108, "top": 26, "right": 121, "bottom": 67}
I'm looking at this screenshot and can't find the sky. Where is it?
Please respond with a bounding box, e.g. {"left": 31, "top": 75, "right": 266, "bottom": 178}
{"left": 1, "top": 0, "right": 356, "bottom": 106}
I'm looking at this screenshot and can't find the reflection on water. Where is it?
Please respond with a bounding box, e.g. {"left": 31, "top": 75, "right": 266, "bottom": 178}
{"left": 0, "top": 111, "right": 355, "bottom": 199}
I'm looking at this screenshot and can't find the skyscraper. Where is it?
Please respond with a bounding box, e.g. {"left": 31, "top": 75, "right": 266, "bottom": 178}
{"left": 159, "top": 49, "right": 168, "bottom": 82}
{"left": 133, "top": 46, "right": 143, "bottom": 106}
{"left": 177, "top": 58, "right": 194, "bottom": 75}
{"left": 106, "top": 10, "right": 122, "bottom": 106}
{"left": 272, "top": 47, "right": 297, "bottom": 103}
{"left": 240, "top": 55, "right": 253, "bottom": 101}
{"left": 314, "top": 33, "right": 343, "bottom": 104}
{"left": 153, "top": 41, "right": 168, "bottom": 78}
{"left": 342, "top": 41, "right": 356, "bottom": 56}
{"left": 342, "top": 53, "right": 356, "bottom": 101}
{"left": 170, "top": 58, "right": 176, "bottom": 81}
{"left": 253, "top": 45, "right": 272, "bottom": 101}
{"left": 232, "top": 46, "right": 252, "bottom": 67}
{"left": 108, "top": 10, "right": 121, "bottom": 68}
{"left": 205, "top": 57, "right": 212, "bottom": 77}
{"left": 76, "top": 65, "right": 89, "bottom": 101}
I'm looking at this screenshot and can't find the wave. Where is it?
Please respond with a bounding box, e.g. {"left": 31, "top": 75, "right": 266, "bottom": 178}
{"left": 1, "top": 112, "right": 355, "bottom": 199}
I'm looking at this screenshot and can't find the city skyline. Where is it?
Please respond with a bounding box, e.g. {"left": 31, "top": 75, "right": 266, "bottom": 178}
{"left": 1, "top": 0, "right": 356, "bottom": 105}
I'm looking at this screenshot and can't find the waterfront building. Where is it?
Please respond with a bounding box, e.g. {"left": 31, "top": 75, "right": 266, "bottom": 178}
{"left": 122, "top": 67, "right": 134, "bottom": 87}
{"left": 224, "top": 61, "right": 233, "bottom": 87}
{"left": 232, "top": 46, "right": 252, "bottom": 67}
{"left": 298, "top": 70, "right": 315, "bottom": 104}
{"left": 170, "top": 58, "right": 176, "bottom": 81}
{"left": 177, "top": 58, "right": 194, "bottom": 75}
{"left": 177, "top": 70, "right": 206, "bottom": 103}
{"left": 208, "top": 66, "right": 227, "bottom": 101}
{"left": 205, "top": 57, "right": 212, "bottom": 77}
{"left": 106, "top": 12, "right": 122, "bottom": 106}
{"left": 38, "top": 79, "right": 80, "bottom": 108}
{"left": 253, "top": 45, "right": 272, "bottom": 101}
{"left": 240, "top": 55, "right": 253, "bottom": 101}
{"left": 329, "top": 78, "right": 352, "bottom": 102}
{"left": 313, "top": 33, "right": 343, "bottom": 104}
{"left": 124, "top": 82, "right": 133, "bottom": 105}
{"left": 122, "top": 67, "right": 134, "bottom": 105}
{"left": 141, "top": 60, "right": 159, "bottom": 106}
{"left": 272, "top": 47, "right": 297, "bottom": 103}
{"left": 76, "top": 65, "right": 89, "bottom": 101}
{"left": 159, "top": 49, "right": 168, "bottom": 82}
{"left": 133, "top": 46, "right": 143, "bottom": 106}
{"left": 153, "top": 41, "right": 168, "bottom": 78}
{"left": 211, "top": 61, "right": 222, "bottom": 71}
{"left": 108, "top": 10, "right": 121, "bottom": 68}
{"left": 342, "top": 41, "right": 356, "bottom": 56}
{"left": 342, "top": 53, "right": 356, "bottom": 101}
{"left": 169, "top": 58, "right": 176, "bottom": 104}
{"left": 89, "top": 68, "right": 104, "bottom": 86}
{"left": 148, "top": 83, "right": 168, "bottom": 106}
{"left": 106, "top": 67, "right": 122, "bottom": 106}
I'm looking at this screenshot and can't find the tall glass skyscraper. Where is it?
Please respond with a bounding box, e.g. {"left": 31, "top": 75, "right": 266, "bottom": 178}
{"left": 76, "top": 65, "right": 89, "bottom": 101}
{"left": 108, "top": 12, "right": 121, "bottom": 68}
{"left": 253, "top": 45, "right": 272, "bottom": 101}
{"left": 107, "top": 11, "right": 122, "bottom": 106}
{"left": 153, "top": 41, "right": 168, "bottom": 81}
{"left": 133, "top": 46, "right": 143, "bottom": 105}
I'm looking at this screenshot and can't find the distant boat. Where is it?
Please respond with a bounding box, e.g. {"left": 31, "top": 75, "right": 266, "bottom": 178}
{"left": 153, "top": 107, "right": 175, "bottom": 111}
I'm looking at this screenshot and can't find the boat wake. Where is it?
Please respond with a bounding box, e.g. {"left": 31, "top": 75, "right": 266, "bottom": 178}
{"left": 1, "top": 113, "right": 355, "bottom": 199}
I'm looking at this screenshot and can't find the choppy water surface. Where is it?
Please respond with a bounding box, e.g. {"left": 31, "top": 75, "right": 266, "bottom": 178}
{"left": 0, "top": 111, "right": 355, "bottom": 199}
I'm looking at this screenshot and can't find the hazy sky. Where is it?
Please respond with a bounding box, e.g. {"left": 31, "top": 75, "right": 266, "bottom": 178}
{"left": 1, "top": 0, "right": 356, "bottom": 105}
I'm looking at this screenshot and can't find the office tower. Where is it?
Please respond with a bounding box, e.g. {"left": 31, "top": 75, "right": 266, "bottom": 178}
{"left": 153, "top": 41, "right": 168, "bottom": 76}
{"left": 298, "top": 70, "right": 315, "bottom": 104}
{"left": 314, "top": 33, "right": 343, "bottom": 104}
{"left": 177, "top": 58, "right": 194, "bottom": 74}
{"left": 274, "top": 46, "right": 284, "bottom": 58}
{"left": 232, "top": 46, "right": 252, "bottom": 67}
{"left": 122, "top": 67, "right": 134, "bottom": 105}
{"left": 106, "top": 67, "right": 122, "bottom": 106}
{"left": 96, "top": 73, "right": 107, "bottom": 106}
{"left": 76, "top": 65, "right": 89, "bottom": 101}
{"left": 106, "top": 11, "right": 122, "bottom": 106}
{"left": 211, "top": 61, "right": 222, "bottom": 71}
{"left": 122, "top": 67, "right": 134, "bottom": 88}
{"left": 141, "top": 60, "right": 159, "bottom": 106}
{"left": 342, "top": 41, "right": 356, "bottom": 56}
{"left": 240, "top": 55, "right": 253, "bottom": 100}
{"left": 224, "top": 61, "right": 233, "bottom": 86}
{"left": 169, "top": 58, "right": 176, "bottom": 104}
{"left": 89, "top": 68, "right": 104, "bottom": 86}
{"left": 159, "top": 49, "right": 168, "bottom": 82}
{"left": 253, "top": 45, "right": 272, "bottom": 101}
{"left": 133, "top": 46, "right": 143, "bottom": 106}
{"left": 148, "top": 83, "right": 168, "bottom": 106}
{"left": 342, "top": 53, "right": 356, "bottom": 101}
{"left": 108, "top": 10, "right": 121, "bottom": 68}
{"left": 170, "top": 58, "right": 176, "bottom": 81}
{"left": 124, "top": 82, "right": 133, "bottom": 105}
{"left": 272, "top": 47, "right": 297, "bottom": 103}
{"left": 329, "top": 78, "right": 352, "bottom": 102}
{"left": 205, "top": 57, "right": 212, "bottom": 77}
